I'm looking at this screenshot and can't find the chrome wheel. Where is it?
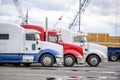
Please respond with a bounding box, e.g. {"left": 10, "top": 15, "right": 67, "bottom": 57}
{"left": 87, "top": 55, "right": 100, "bottom": 67}
{"left": 41, "top": 54, "right": 54, "bottom": 67}
{"left": 64, "top": 55, "right": 75, "bottom": 67}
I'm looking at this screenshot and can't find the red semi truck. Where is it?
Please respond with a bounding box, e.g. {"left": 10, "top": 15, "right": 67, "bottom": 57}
{"left": 22, "top": 24, "right": 84, "bottom": 67}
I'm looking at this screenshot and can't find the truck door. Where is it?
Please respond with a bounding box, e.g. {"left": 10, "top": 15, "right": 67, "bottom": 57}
{"left": 73, "top": 36, "right": 88, "bottom": 54}
{"left": 24, "top": 34, "right": 37, "bottom": 53}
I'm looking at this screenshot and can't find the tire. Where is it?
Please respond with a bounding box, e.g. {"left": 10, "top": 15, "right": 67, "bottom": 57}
{"left": 87, "top": 55, "right": 100, "bottom": 67}
{"left": 64, "top": 55, "right": 75, "bottom": 67}
{"left": 40, "top": 54, "right": 54, "bottom": 67}
{"left": 110, "top": 55, "right": 118, "bottom": 61}
{"left": 23, "top": 63, "right": 31, "bottom": 66}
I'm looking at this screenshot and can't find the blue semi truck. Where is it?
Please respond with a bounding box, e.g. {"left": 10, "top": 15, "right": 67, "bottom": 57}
{"left": 108, "top": 47, "right": 120, "bottom": 61}
{"left": 87, "top": 33, "right": 120, "bottom": 62}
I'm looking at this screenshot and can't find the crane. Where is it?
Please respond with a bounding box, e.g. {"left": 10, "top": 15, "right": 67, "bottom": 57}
{"left": 68, "top": 0, "right": 92, "bottom": 30}
{"left": 13, "top": 0, "right": 28, "bottom": 24}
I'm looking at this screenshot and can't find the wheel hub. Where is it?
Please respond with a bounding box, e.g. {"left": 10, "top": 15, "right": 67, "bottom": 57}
{"left": 65, "top": 57, "right": 73, "bottom": 65}
{"left": 90, "top": 58, "right": 98, "bottom": 65}
{"left": 111, "top": 56, "right": 117, "bottom": 61}
{"left": 43, "top": 57, "right": 51, "bottom": 65}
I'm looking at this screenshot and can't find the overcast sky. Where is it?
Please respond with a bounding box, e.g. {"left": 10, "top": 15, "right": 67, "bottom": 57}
{"left": 0, "top": 0, "right": 120, "bottom": 36}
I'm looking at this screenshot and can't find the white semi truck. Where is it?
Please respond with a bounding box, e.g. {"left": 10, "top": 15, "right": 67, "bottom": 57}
{"left": 53, "top": 28, "right": 108, "bottom": 67}
{"left": 0, "top": 23, "right": 63, "bottom": 67}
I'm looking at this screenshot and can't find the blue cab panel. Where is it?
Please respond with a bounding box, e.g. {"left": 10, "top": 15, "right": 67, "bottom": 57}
{"left": 0, "top": 53, "right": 38, "bottom": 63}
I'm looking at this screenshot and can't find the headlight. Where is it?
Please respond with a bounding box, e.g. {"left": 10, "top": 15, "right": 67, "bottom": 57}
{"left": 101, "top": 54, "right": 107, "bottom": 58}
{"left": 77, "top": 55, "right": 83, "bottom": 58}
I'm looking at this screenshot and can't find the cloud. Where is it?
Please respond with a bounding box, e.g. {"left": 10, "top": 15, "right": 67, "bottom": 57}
{"left": 1, "top": 0, "right": 13, "bottom": 5}
{"left": 0, "top": 0, "right": 119, "bottom": 36}
{"left": 78, "top": 0, "right": 120, "bottom": 36}
{"left": 0, "top": 15, "right": 21, "bottom": 24}
{"left": 81, "top": 13, "right": 116, "bottom": 34}
{"left": 87, "top": 0, "right": 115, "bottom": 16}
{"left": 0, "top": 5, "right": 18, "bottom": 16}
{"left": 21, "top": 0, "right": 77, "bottom": 11}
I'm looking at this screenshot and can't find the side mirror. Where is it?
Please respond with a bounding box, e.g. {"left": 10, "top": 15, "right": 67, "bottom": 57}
{"left": 80, "top": 40, "right": 86, "bottom": 42}
{"left": 35, "top": 34, "right": 40, "bottom": 44}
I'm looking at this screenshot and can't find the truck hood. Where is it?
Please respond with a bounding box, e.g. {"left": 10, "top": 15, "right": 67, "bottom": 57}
{"left": 40, "top": 41, "right": 63, "bottom": 56}
{"left": 59, "top": 42, "right": 83, "bottom": 56}
{"left": 87, "top": 42, "right": 108, "bottom": 55}
{"left": 73, "top": 42, "right": 107, "bottom": 55}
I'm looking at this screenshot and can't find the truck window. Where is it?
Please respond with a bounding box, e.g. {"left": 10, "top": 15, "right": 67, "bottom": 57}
{"left": 74, "top": 36, "right": 87, "bottom": 42}
{"left": 74, "top": 36, "right": 83, "bottom": 42}
{"left": 49, "top": 35, "right": 57, "bottom": 42}
{"left": 26, "top": 34, "right": 35, "bottom": 41}
{"left": 0, "top": 34, "right": 9, "bottom": 40}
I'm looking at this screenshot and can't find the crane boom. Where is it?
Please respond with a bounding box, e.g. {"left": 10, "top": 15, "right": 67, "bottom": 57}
{"left": 13, "top": 0, "right": 28, "bottom": 24}
{"left": 68, "top": 0, "right": 91, "bottom": 30}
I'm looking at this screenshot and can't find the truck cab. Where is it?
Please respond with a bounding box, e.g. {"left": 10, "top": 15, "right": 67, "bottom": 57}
{"left": 0, "top": 23, "right": 63, "bottom": 67}
{"left": 48, "top": 31, "right": 84, "bottom": 67}
{"left": 53, "top": 28, "right": 108, "bottom": 67}
{"left": 22, "top": 24, "right": 84, "bottom": 67}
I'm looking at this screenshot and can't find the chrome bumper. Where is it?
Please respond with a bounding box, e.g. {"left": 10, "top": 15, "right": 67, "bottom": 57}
{"left": 56, "top": 57, "right": 63, "bottom": 65}
{"left": 101, "top": 58, "right": 108, "bottom": 63}
{"left": 77, "top": 58, "right": 85, "bottom": 64}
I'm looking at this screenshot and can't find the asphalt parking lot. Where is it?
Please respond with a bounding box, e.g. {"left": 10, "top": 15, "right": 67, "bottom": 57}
{"left": 0, "top": 61, "right": 120, "bottom": 80}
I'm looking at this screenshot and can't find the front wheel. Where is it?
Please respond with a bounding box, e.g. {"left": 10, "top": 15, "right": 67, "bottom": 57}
{"left": 40, "top": 54, "right": 54, "bottom": 67}
{"left": 87, "top": 55, "right": 100, "bottom": 67}
{"left": 64, "top": 55, "right": 75, "bottom": 67}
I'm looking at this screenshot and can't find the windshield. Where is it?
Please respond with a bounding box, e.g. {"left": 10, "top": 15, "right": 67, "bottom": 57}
{"left": 74, "top": 36, "right": 87, "bottom": 42}
{"left": 48, "top": 34, "right": 63, "bottom": 42}
{"left": 49, "top": 35, "right": 58, "bottom": 42}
